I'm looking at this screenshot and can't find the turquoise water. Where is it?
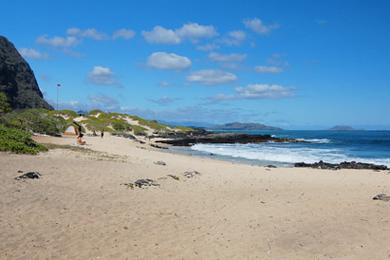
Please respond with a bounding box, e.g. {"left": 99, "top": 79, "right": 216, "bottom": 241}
{"left": 187, "top": 130, "right": 390, "bottom": 167}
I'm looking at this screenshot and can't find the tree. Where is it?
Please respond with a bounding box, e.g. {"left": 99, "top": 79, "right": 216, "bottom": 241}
{"left": 0, "top": 92, "right": 11, "bottom": 115}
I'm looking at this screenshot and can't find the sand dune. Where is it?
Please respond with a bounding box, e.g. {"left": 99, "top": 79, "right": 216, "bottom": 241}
{"left": 1, "top": 135, "right": 389, "bottom": 259}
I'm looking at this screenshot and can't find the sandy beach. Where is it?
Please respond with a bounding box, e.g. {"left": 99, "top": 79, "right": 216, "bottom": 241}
{"left": 1, "top": 134, "right": 389, "bottom": 259}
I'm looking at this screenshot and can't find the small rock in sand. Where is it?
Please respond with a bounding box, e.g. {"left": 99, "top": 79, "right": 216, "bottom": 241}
{"left": 266, "top": 165, "right": 277, "bottom": 168}
{"left": 372, "top": 193, "right": 390, "bottom": 202}
{"left": 183, "top": 171, "right": 201, "bottom": 178}
{"left": 134, "top": 178, "right": 160, "bottom": 188}
{"left": 167, "top": 174, "right": 180, "bottom": 181}
{"left": 15, "top": 171, "right": 41, "bottom": 180}
{"left": 154, "top": 161, "right": 167, "bottom": 166}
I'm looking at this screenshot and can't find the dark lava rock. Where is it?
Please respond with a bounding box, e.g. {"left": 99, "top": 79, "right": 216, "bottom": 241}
{"left": 15, "top": 171, "right": 41, "bottom": 180}
{"left": 0, "top": 36, "right": 52, "bottom": 109}
{"left": 134, "top": 178, "right": 159, "bottom": 188}
{"left": 154, "top": 161, "right": 167, "bottom": 166}
{"left": 183, "top": 171, "right": 201, "bottom": 178}
{"left": 266, "top": 165, "right": 277, "bottom": 168}
{"left": 150, "top": 144, "right": 168, "bottom": 149}
{"left": 157, "top": 133, "right": 301, "bottom": 146}
{"left": 372, "top": 194, "right": 390, "bottom": 202}
{"left": 294, "top": 160, "right": 388, "bottom": 171}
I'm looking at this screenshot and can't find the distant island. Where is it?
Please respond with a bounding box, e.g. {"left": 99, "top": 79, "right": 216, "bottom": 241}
{"left": 212, "top": 122, "right": 283, "bottom": 131}
{"left": 328, "top": 125, "right": 356, "bottom": 131}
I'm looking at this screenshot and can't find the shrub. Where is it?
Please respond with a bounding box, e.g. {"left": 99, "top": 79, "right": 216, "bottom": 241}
{"left": 0, "top": 92, "right": 11, "bottom": 115}
{"left": 111, "top": 119, "right": 131, "bottom": 132}
{"left": 0, "top": 124, "right": 47, "bottom": 154}
{"left": 128, "top": 115, "right": 168, "bottom": 131}
{"left": 0, "top": 109, "right": 67, "bottom": 136}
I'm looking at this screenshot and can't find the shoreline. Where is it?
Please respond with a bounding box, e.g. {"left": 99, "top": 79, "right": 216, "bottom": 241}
{"left": 1, "top": 134, "right": 389, "bottom": 259}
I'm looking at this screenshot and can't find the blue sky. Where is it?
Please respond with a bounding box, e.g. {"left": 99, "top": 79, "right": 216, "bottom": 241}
{"left": 1, "top": 0, "right": 390, "bottom": 129}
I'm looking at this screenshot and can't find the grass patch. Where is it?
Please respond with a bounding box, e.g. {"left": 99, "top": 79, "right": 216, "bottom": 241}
{"left": 0, "top": 124, "right": 47, "bottom": 154}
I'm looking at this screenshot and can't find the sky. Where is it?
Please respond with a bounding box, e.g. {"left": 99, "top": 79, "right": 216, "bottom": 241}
{"left": 1, "top": 0, "right": 390, "bottom": 129}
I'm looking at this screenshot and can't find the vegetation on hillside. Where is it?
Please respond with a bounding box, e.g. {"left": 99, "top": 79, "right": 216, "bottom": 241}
{"left": 0, "top": 109, "right": 67, "bottom": 136}
{"left": 0, "top": 124, "right": 47, "bottom": 154}
{"left": 0, "top": 92, "right": 11, "bottom": 115}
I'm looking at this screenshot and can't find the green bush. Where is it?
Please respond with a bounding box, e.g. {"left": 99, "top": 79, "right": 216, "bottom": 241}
{"left": 111, "top": 119, "right": 131, "bottom": 132}
{"left": 0, "top": 124, "right": 47, "bottom": 154}
{"left": 0, "top": 92, "right": 11, "bottom": 115}
{"left": 128, "top": 115, "right": 168, "bottom": 131}
{"left": 49, "top": 109, "right": 78, "bottom": 118}
{"left": 130, "top": 125, "right": 147, "bottom": 136}
{"left": 0, "top": 109, "right": 67, "bottom": 136}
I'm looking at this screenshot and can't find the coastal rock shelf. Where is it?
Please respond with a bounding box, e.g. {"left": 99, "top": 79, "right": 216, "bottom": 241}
{"left": 294, "top": 160, "right": 388, "bottom": 170}
{"left": 156, "top": 133, "right": 301, "bottom": 146}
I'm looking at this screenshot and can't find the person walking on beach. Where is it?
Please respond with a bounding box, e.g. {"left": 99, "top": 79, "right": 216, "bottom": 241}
{"left": 101, "top": 130, "right": 104, "bottom": 138}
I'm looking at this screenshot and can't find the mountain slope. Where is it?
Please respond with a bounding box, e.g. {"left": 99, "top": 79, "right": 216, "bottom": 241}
{"left": 0, "top": 36, "right": 52, "bottom": 110}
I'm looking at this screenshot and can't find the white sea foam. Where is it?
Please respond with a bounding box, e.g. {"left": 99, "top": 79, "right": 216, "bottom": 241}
{"left": 191, "top": 143, "right": 390, "bottom": 166}
{"left": 296, "top": 138, "right": 331, "bottom": 143}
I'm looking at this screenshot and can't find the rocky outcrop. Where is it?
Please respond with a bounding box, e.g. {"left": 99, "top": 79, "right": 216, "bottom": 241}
{"left": 294, "top": 160, "right": 388, "bottom": 170}
{"left": 157, "top": 133, "right": 301, "bottom": 146}
{"left": 0, "top": 36, "right": 52, "bottom": 110}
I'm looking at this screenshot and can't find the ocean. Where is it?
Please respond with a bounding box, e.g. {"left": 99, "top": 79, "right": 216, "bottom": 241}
{"left": 181, "top": 130, "right": 390, "bottom": 167}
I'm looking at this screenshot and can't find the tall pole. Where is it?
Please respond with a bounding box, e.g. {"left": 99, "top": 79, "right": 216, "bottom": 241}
{"left": 56, "top": 83, "right": 61, "bottom": 111}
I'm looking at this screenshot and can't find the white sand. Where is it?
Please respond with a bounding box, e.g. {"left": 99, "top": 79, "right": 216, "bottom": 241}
{"left": 0, "top": 135, "right": 389, "bottom": 259}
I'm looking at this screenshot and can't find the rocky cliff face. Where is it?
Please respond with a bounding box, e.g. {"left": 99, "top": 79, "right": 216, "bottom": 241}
{"left": 0, "top": 36, "right": 52, "bottom": 110}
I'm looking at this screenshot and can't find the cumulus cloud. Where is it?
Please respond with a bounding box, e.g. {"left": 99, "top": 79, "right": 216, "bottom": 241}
{"left": 67, "top": 27, "right": 107, "bottom": 40}
{"left": 36, "top": 35, "right": 79, "bottom": 48}
{"left": 236, "top": 84, "right": 293, "bottom": 99}
{"left": 211, "top": 84, "right": 293, "bottom": 102}
{"left": 243, "top": 18, "right": 279, "bottom": 35}
{"left": 255, "top": 54, "right": 288, "bottom": 73}
{"left": 254, "top": 66, "right": 283, "bottom": 73}
{"left": 112, "top": 28, "right": 136, "bottom": 40}
{"left": 88, "top": 66, "right": 118, "bottom": 86}
{"left": 142, "top": 26, "right": 181, "bottom": 44}
{"left": 196, "top": 43, "right": 219, "bottom": 51}
{"left": 176, "top": 23, "right": 217, "bottom": 40}
{"left": 148, "top": 96, "right": 179, "bottom": 106}
{"left": 143, "top": 23, "right": 217, "bottom": 44}
{"left": 18, "top": 48, "right": 48, "bottom": 59}
{"left": 208, "top": 52, "right": 246, "bottom": 63}
{"left": 88, "top": 94, "right": 120, "bottom": 110}
{"left": 187, "top": 69, "right": 237, "bottom": 85}
{"left": 147, "top": 52, "right": 191, "bottom": 70}
{"left": 220, "top": 30, "right": 246, "bottom": 46}
{"left": 159, "top": 81, "right": 171, "bottom": 87}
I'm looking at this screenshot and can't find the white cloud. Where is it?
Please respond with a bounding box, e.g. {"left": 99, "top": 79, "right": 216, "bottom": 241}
{"left": 142, "top": 26, "right": 181, "bottom": 44}
{"left": 147, "top": 52, "right": 191, "bottom": 70}
{"left": 196, "top": 43, "right": 219, "bottom": 51}
{"left": 112, "top": 28, "right": 136, "bottom": 40}
{"left": 18, "top": 48, "right": 48, "bottom": 59}
{"left": 187, "top": 69, "right": 237, "bottom": 85}
{"left": 221, "top": 30, "right": 246, "bottom": 46}
{"left": 148, "top": 96, "right": 179, "bottom": 106}
{"left": 243, "top": 18, "right": 279, "bottom": 35}
{"left": 209, "top": 52, "right": 246, "bottom": 63}
{"left": 143, "top": 23, "right": 217, "bottom": 44}
{"left": 176, "top": 23, "right": 217, "bottom": 41}
{"left": 88, "top": 66, "right": 118, "bottom": 86}
{"left": 254, "top": 66, "right": 283, "bottom": 73}
{"left": 36, "top": 35, "right": 79, "bottom": 48}
{"left": 88, "top": 94, "right": 120, "bottom": 110}
{"left": 210, "top": 84, "right": 294, "bottom": 102}
{"left": 67, "top": 27, "right": 107, "bottom": 40}
{"left": 236, "top": 84, "right": 293, "bottom": 99}
{"left": 159, "top": 81, "right": 171, "bottom": 87}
